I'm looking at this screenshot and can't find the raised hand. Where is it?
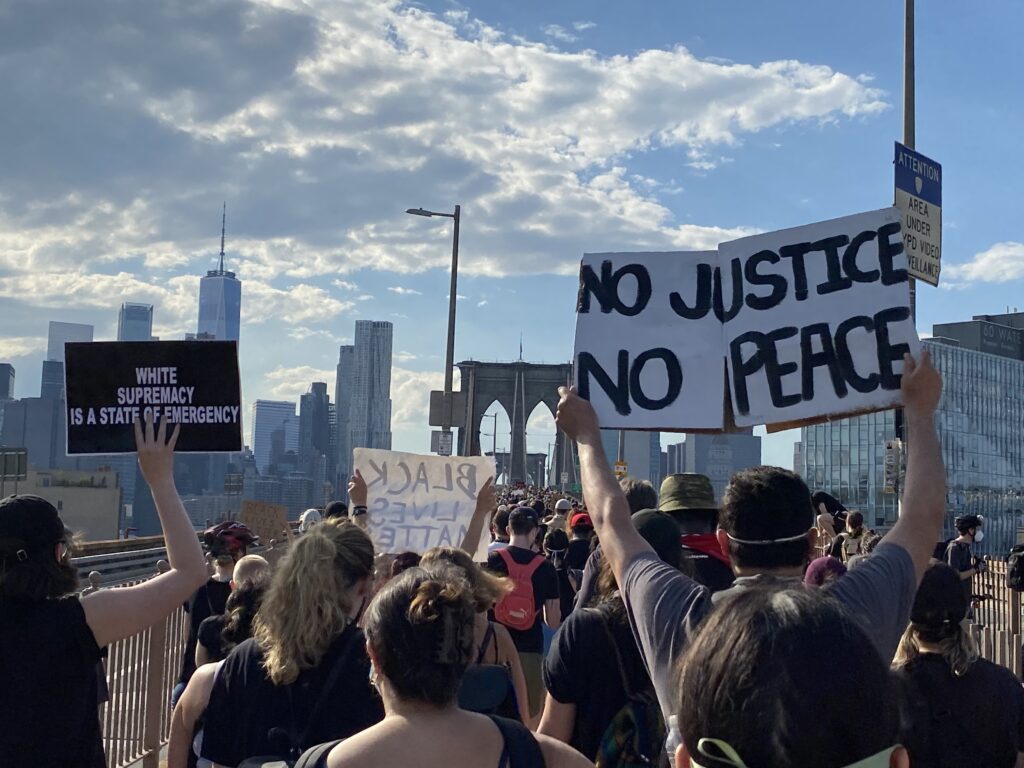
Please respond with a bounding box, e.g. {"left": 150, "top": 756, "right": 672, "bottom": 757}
{"left": 348, "top": 469, "right": 369, "bottom": 508}
{"left": 901, "top": 349, "right": 942, "bottom": 417}
{"left": 556, "top": 386, "right": 600, "bottom": 442}
{"left": 134, "top": 412, "right": 180, "bottom": 487}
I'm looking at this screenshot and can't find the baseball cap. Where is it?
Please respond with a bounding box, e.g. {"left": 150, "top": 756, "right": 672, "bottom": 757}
{"left": 659, "top": 474, "right": 716, "bottom": 512}
{"left": 554, "top": 499, "right": 572, "bottom": 512}
{"left": 0, "top": 495, "right": 66, "bottom": 562}
{"left": 911, "top": 563, "right": 967, "bottom": 626}
{"left": 955, "top": 514, "right": 983, "bottom": 532}
{"left": 510, "top": 506, "right": 540, "bottom": 529}
{"left": 570, "top": 512, "right": 593, "bottom": 529}
{"left": 631, "top": 509, "right": 681, "bottom": 569}
{"left": 324, "top": 500, "right": 348, "bottom": 519}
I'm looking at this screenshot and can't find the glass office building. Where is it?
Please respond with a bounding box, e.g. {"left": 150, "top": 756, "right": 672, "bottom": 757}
{"left": 802, "top": 312, "right": 1024, "bottom": 555}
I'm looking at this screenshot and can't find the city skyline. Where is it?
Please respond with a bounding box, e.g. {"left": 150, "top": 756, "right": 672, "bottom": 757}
{"left": 2, "top": 1, "right": 1023, "bottom": 469}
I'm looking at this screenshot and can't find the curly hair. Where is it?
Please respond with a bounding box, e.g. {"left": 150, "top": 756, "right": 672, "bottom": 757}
{"left": 420, "top": 546, "right": 512, "bottom": 612}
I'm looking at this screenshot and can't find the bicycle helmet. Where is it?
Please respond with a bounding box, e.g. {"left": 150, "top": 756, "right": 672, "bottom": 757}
{"left": 203, "top": 521, "right": 257, "bottom": 557}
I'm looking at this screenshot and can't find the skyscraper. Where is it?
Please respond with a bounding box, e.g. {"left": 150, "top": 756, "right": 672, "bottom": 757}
{"left": 197, "top": 204, "right": 242, "bottom": 342}
{"left": 335, "top": 322, "right": 393, "bottom": 497}
{"left": 118, "top": 303, "right": 154, "bottom": 341}
{"left": 46, "top": 321, "right": 93, "bottom": 363}
{"left": 299, "top": 382, "right": 332, "bottom": 490}
{"left": 0, "top": 364, "right": 14, "bottom": 400}
{"left": 251, "top": 400, "right": 298, "bottom": 474}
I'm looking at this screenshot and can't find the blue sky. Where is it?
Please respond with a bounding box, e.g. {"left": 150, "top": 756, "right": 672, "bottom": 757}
{"left": 1, "top": 0, "right": 1021, "bottom": 468}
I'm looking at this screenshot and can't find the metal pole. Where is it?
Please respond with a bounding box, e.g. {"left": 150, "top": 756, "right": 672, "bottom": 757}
{"left": 617, "top": 429, "right": 625, "bottom": 465}
{"left": 904, "top": 0, "right": 916, "bottom": 320}
{"left": 443, "top": 205, "right": 461, "bottom": 433}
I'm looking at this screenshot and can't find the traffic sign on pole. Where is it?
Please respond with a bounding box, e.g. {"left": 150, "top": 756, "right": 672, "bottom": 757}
{"left": 894, "top": 142, "right": 941, "bottom": 286}
{"left": 614, "top": 460, "right": 628, "bottom": 479}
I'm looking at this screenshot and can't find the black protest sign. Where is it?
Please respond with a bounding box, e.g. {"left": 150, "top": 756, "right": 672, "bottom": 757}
{"left": 573, "top": 207, "right": 920, "bottom": 432}
{"left": 65, "top": 341, "right": 243, "bottom": 454}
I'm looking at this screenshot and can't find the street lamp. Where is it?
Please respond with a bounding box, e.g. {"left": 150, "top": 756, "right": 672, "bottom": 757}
{"left": 406, "top": 205, "right": 461, "bottom": 447}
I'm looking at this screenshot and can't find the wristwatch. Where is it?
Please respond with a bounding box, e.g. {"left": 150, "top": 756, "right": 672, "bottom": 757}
{"left": 352, "top": 505, "right": 368, "bottom": 517}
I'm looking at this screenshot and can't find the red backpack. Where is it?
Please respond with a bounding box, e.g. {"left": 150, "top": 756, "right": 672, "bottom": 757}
{"left": 493, "top": 548, "right": 545, "bottom": 632}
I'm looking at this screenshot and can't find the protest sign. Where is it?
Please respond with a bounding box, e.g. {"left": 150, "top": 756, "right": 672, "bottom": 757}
{"left": 64, "top": 341, "right": 243, "bottom": 454}
{"left": 353, "top": 448, "right": 496, "bottom": 559}
{"left": 573, "top": 208, "right": 919, "bottom": 432}
{"left": 240, "top": 500, "right": 291, "bottom": 545}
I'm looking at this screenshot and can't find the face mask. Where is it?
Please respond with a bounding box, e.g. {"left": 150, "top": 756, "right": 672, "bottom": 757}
{"left": 973, "top": 530, "right": 984, "bottom": 543}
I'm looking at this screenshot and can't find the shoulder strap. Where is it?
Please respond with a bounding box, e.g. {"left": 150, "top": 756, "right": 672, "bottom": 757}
{"left": 293, "top": 624, "right": 363, "bottom": 749}
{"left": 497, "top": 547, "right": 515, "bottom": 570}
{"left": 498, "top": 549, "right": 546, "bottom": 580}
{"left": 477, "top": 622, "right": 497, "bottom": 665}
{"left": 521, "top": 553, "right": 546, "bottom": 579}
{"left": 490, "top": 715, "right": 546, "bottom": 768}
{"left": 592, "top": 607, "right": 637, "bottom": 700}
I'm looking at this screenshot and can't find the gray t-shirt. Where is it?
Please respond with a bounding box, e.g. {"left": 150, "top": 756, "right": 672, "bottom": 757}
{"left": 620, "top": 542, "right": 916, "bottom": 719}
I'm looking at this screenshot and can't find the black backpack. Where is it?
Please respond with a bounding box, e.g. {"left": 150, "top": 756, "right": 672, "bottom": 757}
{"left": 1007, "top": 545, "right": 1024, "bottom": 590}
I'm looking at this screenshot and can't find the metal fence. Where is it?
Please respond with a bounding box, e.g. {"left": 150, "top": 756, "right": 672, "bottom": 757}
{"left": 98, "top": 581, "right": 187, "bottom": 768}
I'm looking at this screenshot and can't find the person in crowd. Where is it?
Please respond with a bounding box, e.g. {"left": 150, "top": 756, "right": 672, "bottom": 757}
{"left": 829, "top": 510, "right": 870, "bottom": 563}
{"left": 175, "top": 519, "right": 257, "bottom": 705}
{"left": 169, "top": 520, "right": 383, "bottom": 768}
{"left": 671, "top": 585, "right": 907, "bottom": 768}
{"left": 324, "top": 500, "right": 348, "bottom": 521}
{"left": 540, "top": 510, "right": 675, "bottom": 763}
{"left": 544, "top": 528, "right": 575, "bottom": 620}
{"left": 566, "top": 512, "right": 594, "bottom": 572}
{"left": 390, "top": 550, "right": 422, "bottom": 578}
{"left": 946, "top": 514, "right": 986, "bottom": 609}
{"left": 488, "top": 505, "right": 512, "bottom": 555}
{"left": 486, "top": 506, "right": 561, "bottom": 720}
{"left": 555, "top": 349, "right": 945, "bottom": 719}
{"left": 813, "top": 490, "right": 846, "bottom": 549}
{"left": 546, "top": 498, "right": 572, "bottom": 533}
{"left": 194, "top": 554, "right": 271, "bottom": 667}
{"left": 660, "top": 474, "right": 735, "bottom": 593}
{"left": 0, "top": 415, "right": 207, "bottom": 767}
{"left": 620, "top": 477, "right": 658, "bottom": 514}
{"left": 804, "top": 555, "right": 848, "bottom": 588}
{"left": 300, "top": 507, "right": 323, "bottom": 533}
{"left": 893, "top": 563, "right": 1024, "bottom": 768}
{"left": 420, "top": 546, "right": 532, "bottom": 726}
{"left": 322, "top": 564, "right": 591, "bottom": 768}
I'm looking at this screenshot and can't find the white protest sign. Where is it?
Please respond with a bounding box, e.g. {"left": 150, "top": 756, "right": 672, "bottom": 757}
{"left": 721, "top": 208, "right": 920, "bottom": 428}
{"left": 573, "top": 208, "right": 919, "bottom": 432}
{"left": 353, "top": 448, "right": 496, "bottom": 559}
{"left": 573, "top": 251, "right": 725, "bottom": 430}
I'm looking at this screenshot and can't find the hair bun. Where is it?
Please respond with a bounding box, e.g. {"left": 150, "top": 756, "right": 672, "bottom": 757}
{"left": 408, "top": 579, "right": 458, "bottom": 624}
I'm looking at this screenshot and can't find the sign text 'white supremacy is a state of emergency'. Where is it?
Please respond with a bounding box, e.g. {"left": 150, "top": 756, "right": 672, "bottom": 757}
{"left": 573, "top": 208, "right": 921, "bottom": 431}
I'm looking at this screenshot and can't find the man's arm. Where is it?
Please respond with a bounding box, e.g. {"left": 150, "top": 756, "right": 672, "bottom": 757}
{"left": 347, "top": 470, "right": 370, "bottom": 532}
{"left": 460, "top": 477, "right": 496, "bottom": 557}
{"left": 555, "top": 387, "right": 654, "bottom": 587}
{"left": 543, "top": 598, "right": 561, "bottom": 630}
{"left": 538, "top": 695, "right": 576, "bottom": 742}
{"left": 880, "top": 350, "right": 946, "bottom": 583}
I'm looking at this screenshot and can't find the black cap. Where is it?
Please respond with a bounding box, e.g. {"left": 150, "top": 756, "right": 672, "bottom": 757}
{"left": 324, "top": 500, "right": 348, "bottom": 519}
{"left": 510, "top": 506, "right": 539, "bottom": 529}
{"left": 0, "top": 495, "right": 65, "bottom": 561}
{"left": 632, "top": 509, "right": 681, "bottom": 570}
{"left": 955, "top": 514, "right": 982, "bottom": 533}
{"left": 911, "top": 563, "right": 967, "bottom": 626}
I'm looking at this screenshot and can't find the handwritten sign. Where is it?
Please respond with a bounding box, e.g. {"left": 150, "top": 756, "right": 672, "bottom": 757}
{"left": 574, "top": 208, "right": 920, "bottom": 431}
{"left": 353, "top": 448, "right": 496, "bottom": 557}
{"left": 240, "top": 500, "right": 291, "bottom": 546}
{"left": 64, "top": 341, "right": 243, "bottom": 454}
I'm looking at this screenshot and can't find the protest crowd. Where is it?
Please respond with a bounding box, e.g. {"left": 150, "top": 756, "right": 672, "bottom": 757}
{"left": 5, "top": 348, "right": 1024, "bottom": 768}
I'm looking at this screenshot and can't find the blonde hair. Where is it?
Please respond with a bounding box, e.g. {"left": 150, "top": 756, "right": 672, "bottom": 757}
{"left": 232, "top": 555, "right": 270, "bottom": 587}
{"left": 892, "top": 620, "right": 979, "bottom": 677}
{"left": 421, "top": 546, "right": 512, "bottom": 612}
{"left": 255, "top": 521, "right": 374, "bottom": 685}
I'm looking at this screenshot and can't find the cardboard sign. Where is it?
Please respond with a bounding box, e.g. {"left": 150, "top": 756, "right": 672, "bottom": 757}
{"left": 353, "top": 448, "right": 496, "bottom": 558}
{"left": 65, "top": 341, "right": 243, "bottom": 454}
{"left": 574, "top": 208, "right": 920, "bottom": 432}
{"left": 240, "top": 500, "right": 291, "bottom": 545}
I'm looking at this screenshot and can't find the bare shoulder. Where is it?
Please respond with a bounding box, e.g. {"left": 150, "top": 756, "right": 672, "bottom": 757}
{"left": 536, "top": 733, "right": 592, "bottom": 768}
{"left": 325, "top": 722, "right": 392, "bottom": 768}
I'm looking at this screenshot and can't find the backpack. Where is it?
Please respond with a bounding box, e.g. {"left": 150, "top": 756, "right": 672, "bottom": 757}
{"left": 1008, "top": 545, "right": 1024, "bottom": 591}
{"left": 494, "top": 549, "right": 545, "bottom": 632}
{"left": 593, "top": 610, "right": 666, "bottom": 768}
{"left": 837, "top": 533, "right": 865, "bottom": 563}
{"left": 458, "top": 623, "right": 521, "bottom": 720}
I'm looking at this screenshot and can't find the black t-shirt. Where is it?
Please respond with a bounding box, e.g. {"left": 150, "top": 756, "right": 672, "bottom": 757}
{"left": 0, "top": 597, "right": 104, "bottom": 767}
{"left": 553, "top": 562, "right": 575, "bottom": 619}
{"left": 679, "top": 543, "right": 735, "bottom": 593}
{"left": 897, "top": 653, "right": 1024, "bottom": 768}
{"left": 486, "top": 546, "right": 558, "bottom": 654}
{"left": 197, "top": 614, "right": 228, "bottom": 663}
{"left": 566, "top": 539, "right": 591, "bottom": 572}
{"left": 946, "top": 540, "right": 974, "bottom": 604}
{"left": 201, "top": 626, "right": 384, "bottom": 765}
{"left": 543, "top": 601, "right": 651, "bottom": 760}
{"left": 179, "top": 578, "right": 232, "bottom": 684}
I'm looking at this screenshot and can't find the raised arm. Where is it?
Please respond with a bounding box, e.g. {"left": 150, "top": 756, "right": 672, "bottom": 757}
{"left": 555, "top": 387, "right": 654, "bottom": 587}
{"left": 880, "top": 350, "right": 945, "bottom": 582}
{"left": 347, "top": 469, "right": 370, "bottom": 532}
{"left": 460, "top": 477, "right": 495, "bottom": 557}
{"left": 83, "top": 414, "right": 207, "bottom": 648}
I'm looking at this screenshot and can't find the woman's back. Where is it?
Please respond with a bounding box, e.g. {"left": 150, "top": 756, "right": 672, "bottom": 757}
{"left": 897, "top": 653, "right": 1024, "bottom": 768}
{"left": 201, "top": 625, "right": 383, "bottom": 765}
{"left": 0, "top": 598, "right": 104, "bottom": 767}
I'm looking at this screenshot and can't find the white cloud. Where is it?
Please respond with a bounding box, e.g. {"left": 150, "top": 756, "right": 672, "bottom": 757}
{"left": 542, "top": 24, "right": 577, "bottom": 43}
{"left": 263, "top": 365, "right": 335, "bottom": 399}
{"left": 0, "top": 336, "right": 46, "bottom": 359}
{"left": 477, "top": 299, "right": 488, "bottom": 307}
{"left": 573, "top": 21, "right": 597, "bottom": 32}
{"left": 355, "top": 294, "right": 374, "bottom": 301}
{"left": 243, "top": 282, "right": 354, "bottom": 325}
{"left": 944, "top": 242, "right": 1024, "bottom": 285}
{"left": 388, "top": 286, "right": 422, "bottom": 296}
{"left": 332, "top": 279, "right": 359, "bottom": 291}
{"left": 390, "top": 366, "right": 462, "bottom": 428}
{"left": 394, "top": 350, "right": 418, "bottom": 362}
